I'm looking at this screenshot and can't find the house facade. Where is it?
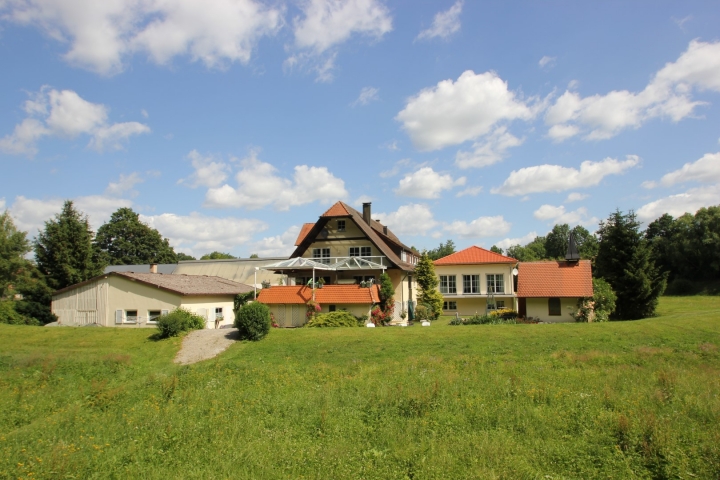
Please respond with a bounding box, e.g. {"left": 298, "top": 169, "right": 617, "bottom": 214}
{"left": 433, "top": 246, "right": 518, "bottom": 315}
{"left": 516, "top": 260, "right": 593, "bottom": 322}
{"left": 263, "top": 201, "right": 418, "bottom": 323}
{"left": 51, "top": 269, "right": 253, "bottom": 328}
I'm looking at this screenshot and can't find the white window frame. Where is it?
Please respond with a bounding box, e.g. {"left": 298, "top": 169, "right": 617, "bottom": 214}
{"left": 486, "top": 274, "right": 505, "bottom": 294}
{"left": 147, "top": 310, "right": 162, "bottom": 324}
{"left": 313, "top": 248, "right": 331, "bottom": 264}
{"left": 443, "top": 301, "right": 457, "bottom": 311}
{"left": 337, "top": 220, "right": 346, "bottom": 232}
{"left": 125, "top": 309, "right": 138, "bottom": 323}
{"left": 439, "top": 275, "right": 457, "bottom": 294}
{"left": 462, "top": 275, "right": 479, "bottom": 294}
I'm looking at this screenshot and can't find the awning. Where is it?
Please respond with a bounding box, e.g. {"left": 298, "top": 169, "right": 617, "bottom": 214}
{"left": 261, "top": 257, "right": 335, "bottom": 271}
{"left": 329, "top": 257, "right": 387, "bottom": 270}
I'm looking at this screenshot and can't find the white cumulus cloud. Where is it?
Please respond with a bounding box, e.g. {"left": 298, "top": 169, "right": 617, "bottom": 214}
{"left": 374, "top": 203, "right": 438, "bottom": 236}
{"left": 545, "top": 40, "right": 720, "bottom": 141}
{"left": 533, "top": 204, "right": 598, "bottom": 226}
{"left": 492, "top": 155, "right": 640, "bottom": 196}
{"left": 416, "top": 0, "right": 463, "bottom": 41}
{"left": 178, "top": 150, "right": 231, "bottom": 188}
{"left": 105, "top": 172, "right": 145, "bottom": 198}
{"left": 1, "top": 0, "right": 282, "bottom": 75}
{"left": 444, "top": 215, "right": 511, "bottom": 238}
{"left": 495, "top": 231, "right": 539, "bottom": 251}
{"left": 642, "top": 151, "right": 720, "bottom": 188}
{"left": 539, "top": 55, "right": 556, "bottom": 69}
{"left": 637, "top": 184, "right": 720, "bottom": 222}
{"left": 455, "top": 126, "right": 523, "bottom": 169}
{"left": 565, "top": 192, "right": 589, "bottom": 203}
{"left": 287, "top": 0, "right": 392, "bottom": 82}
{"left": 249, "top": 225, "right": 302, "bottom": 257}
{"left": 396, "top": 70, "right": 536, "bottom": 151}
{"left": 395, "top": 167, "right": 465, "bottom": 199}
{"left": 0, "top": 87, "right": 149, "bottom": 156}
{"left": 204, "top": 151, "right": 348, "bottom": 210}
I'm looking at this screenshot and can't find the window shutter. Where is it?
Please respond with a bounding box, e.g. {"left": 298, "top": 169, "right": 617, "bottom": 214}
{"left": 198, "top": 308, "right": 208, "bottom": 326}
{"left": 161, "top": 309, "right": 169, "bottom": 316}
{"left": 115, "top": 310, "right": 123, "bottom": 324}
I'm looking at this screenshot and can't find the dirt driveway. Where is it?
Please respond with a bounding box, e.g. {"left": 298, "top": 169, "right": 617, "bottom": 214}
{"left": 173, "top": 328, "right": 240, "bottom": 365}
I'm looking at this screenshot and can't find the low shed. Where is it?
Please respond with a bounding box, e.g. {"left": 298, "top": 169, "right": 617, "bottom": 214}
{"left": 52, "top": 271, "right": 253, "bottom": 328}
{"left": 517, "top": 260, "right": 593, "bottom": 323}
{"left": 258, "top": 284, "right": 380, "bottom": 327}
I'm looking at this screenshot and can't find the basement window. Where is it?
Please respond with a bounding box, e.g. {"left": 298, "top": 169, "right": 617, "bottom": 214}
{"left": 443, "top": 301, "right": 457, "bottom": 311}
{"left": 147, "top": 310, "right": 161, "bottom": 323}
{"left": 126, "top": 310, "right": 138, "bottom": 323}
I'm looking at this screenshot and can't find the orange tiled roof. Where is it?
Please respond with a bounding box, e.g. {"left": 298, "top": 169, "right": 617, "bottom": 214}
{"left": 517, "top": 260, "right": 593, "bottom": 298}
{"left": 321, "top": 201, "right": 350, "bottom": 217}
{"left": 257, "top": 284, "right": 380, "bottom": 304}
{"left": 434, "top": 246, "right": 517, "bottom": 265}
{"left": 294, "top": 223, "right": 315, "bottom": 246}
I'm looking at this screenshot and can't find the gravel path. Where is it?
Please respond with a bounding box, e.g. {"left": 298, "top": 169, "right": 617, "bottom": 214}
{"left": 173, "top": 328, "right": 240, "bottom": 365}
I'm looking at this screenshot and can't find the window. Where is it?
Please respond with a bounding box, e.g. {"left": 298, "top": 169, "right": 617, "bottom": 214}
{"left": 486, "top": 274, "right": 505, "bottom": 294}
{"left": 439, "top": 275, "right": 457, "bottom": 294}
{"left": 487, "top": 300, "right": 505, "bottom": 311}
{"left": 549, "top": 298, "right": 561, "bottom": 316}
{"left": 349, "top": 246, "right": 371, "bottom": 258}
{"left": 215, "top": 307, "right": 223, "bottom": 319}
{"left": 329, "top": 305, "right": 336, "bottom": 312}
{"left": 462, "top": 275, "right": 479, "bottom": 294}
{"left": 313, "top": 248, "right": 330, "bottom": 264}
{"left": 337, "top": 220, "right": 345, "bottom": 231}
{"left": 443, "top": 301, "right": 457, "bottom": 311}
{"left": 148, "top": 310, "right": 161, "bottom": 323}
{"left": 126, "top": 310, "right": 138, "bottom": 323}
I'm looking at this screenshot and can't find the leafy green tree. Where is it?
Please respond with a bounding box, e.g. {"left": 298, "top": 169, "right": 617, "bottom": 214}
{"left": 545, "top": 224, "right": 571, "bottom": 259}
{"left": 490, "top": 245, "right": 503, "bottom": 255}
{"left": 35, "top": 201, "right": 104, "bottom": 290}
{"left": 177, "top": 253, "right": 196, "bottom": 261}
{"left": 249, "top": 253, "right": 259, "bottom": 259}
{"left": 425, "top": 239, "right": 456, "bottom": 261}
{"left": 95, "top": 208, "right": 177, "bottom": 266}
{"left": 595, "top": 210, "right": 666, "bottom": 320}
{"left": 1, "top": 211, "right": 31, "bottom": 297}
{"left": 591, "top": 278, "right": 617, "bottom": 322}
{"left": 200, "top": 251, "right": 236, "bottom": 260}
{"left": 506, "top": 236, "right": 546, "bottom": 261}
{"left": 414, "top": 253, "right": 444, "bottom": 320}
{"left": 378, "top": 272, "right": 395, "bottom": 315}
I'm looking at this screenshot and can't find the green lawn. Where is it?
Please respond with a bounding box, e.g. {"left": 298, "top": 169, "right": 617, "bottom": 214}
{"left": 1, "top": 297, "right": 719, "bottom": 479}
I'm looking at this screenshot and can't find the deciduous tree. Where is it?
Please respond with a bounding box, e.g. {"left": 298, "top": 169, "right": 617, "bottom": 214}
{"left": 95, "top": 208, "right": 177, "bottom": 265}
{"left": 200, "top": 251, "right": 236, "bottom": 260}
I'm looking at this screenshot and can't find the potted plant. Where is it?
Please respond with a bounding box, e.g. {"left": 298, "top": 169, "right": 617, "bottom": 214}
{"left": 317, "top": 278, "right": 325, "bottom": 289}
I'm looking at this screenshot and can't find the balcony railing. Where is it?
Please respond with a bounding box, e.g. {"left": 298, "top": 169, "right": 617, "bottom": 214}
{"left": 311, "top": 256, "right": 389, "bottom": 267}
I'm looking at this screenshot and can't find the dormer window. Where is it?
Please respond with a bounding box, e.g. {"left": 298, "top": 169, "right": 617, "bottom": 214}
{"left": 337, "top": 220, "right": 345, "bottom": 232}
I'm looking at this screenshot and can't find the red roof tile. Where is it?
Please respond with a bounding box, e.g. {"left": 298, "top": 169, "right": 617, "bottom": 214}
{"left": 321, "top": 202, "right": 350, "bottom": 217}
{"left": 517, "top": 260, "right": 593, "bottom": 298}
{"left": 294, "top": 223, "right": 315, "bottom": 246}
{"left": 434, "top": 246, "right": 517, "bottom": 265}
{"left": 258, "top": 284, "right": 380, "bottom": 304}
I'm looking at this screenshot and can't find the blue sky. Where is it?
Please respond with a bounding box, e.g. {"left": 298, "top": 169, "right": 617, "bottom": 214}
{"left": 1, "top": 0, "right": 719, "bottom": 258}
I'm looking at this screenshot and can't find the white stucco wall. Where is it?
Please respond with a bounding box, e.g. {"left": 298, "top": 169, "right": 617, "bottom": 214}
{"left": 525, "top": 297, "right": 579, "bottom": 323}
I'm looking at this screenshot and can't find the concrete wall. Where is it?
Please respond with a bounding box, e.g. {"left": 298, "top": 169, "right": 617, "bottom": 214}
{"left": 525, "top": 297, "right": 579, "bottom": 323}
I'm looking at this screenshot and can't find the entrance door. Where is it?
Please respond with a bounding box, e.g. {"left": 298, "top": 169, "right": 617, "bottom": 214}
{"left": 518, "top": 298, "right": 527, "bottom": 318}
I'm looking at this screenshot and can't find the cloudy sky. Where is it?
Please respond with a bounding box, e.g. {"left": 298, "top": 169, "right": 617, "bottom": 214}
{"left": 1, "top": 0, "right": 719, "bottom": 257}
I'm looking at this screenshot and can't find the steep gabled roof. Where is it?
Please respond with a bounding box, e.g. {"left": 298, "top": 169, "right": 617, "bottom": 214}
{"left": 434, "top": 246, "right": 517, "bottom": 265}
{"left": 257, "top": 284, "right": 380, "bottom": 304}
{"left": 53, "top": 271, "right": 254, "bottom": 297}
{"left": 295, "top": 223, "right": 315, "bottom": 246}
{"left": 517, "top": 260, "right": 593, "bottom": 298}
{"left": 290, "top": 201, "right": 416, "bottom": 271}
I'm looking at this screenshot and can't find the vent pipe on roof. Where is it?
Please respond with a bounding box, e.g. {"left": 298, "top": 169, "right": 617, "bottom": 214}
{"left": 362, "top": 202, "right": 372, "bottom": 225}
{"left": 383, "top": 225, "right": 388, "bottom": 235}
{"left": 150, "top": 263, "right": 158, "bottom": 274}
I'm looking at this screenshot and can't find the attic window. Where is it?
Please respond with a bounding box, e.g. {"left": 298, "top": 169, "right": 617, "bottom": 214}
{"left": 337, "top": 220, "right": 345, "bottom": 232}
{"left": 548, "top": 298, "right": 561, "bottom": 316}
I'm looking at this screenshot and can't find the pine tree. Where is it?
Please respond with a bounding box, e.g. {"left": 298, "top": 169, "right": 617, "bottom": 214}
{"left": 414, "top": 253, "right": 443, "bottom": 320}
{"left": 378, "top": 272, "right": 395, "bottom": 316}
{"left": 34, "top": 201, "right": 104, "bottom": 290}
{"left": 95, "top": 208, "right": 177, "bottom": 265}
{"left": 595, "top": 210, "right": 666, "bottom": 320}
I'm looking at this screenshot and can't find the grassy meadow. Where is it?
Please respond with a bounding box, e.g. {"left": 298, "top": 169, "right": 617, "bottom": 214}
{"left": 1, "top": 296, "right": 719, "bottom": 479}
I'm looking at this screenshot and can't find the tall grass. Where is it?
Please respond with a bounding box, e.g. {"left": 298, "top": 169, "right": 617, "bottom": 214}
{"left": 1, "top": 297, "right": 719, "bottom": 478}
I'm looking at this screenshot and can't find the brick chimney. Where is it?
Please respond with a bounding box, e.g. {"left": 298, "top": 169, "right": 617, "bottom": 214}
{"left": 150, "top": 263, "right": 158, "bottom": 274}
{"left": 362, "top": 202, "right": 372, "bottom": 225}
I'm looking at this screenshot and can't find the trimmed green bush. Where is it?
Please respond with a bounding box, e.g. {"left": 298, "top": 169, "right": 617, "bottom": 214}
{"left": 156, "top": 308, "right": 206, "bottom": 338}
{"left": 0, "top": 301, "right": 40, "bottom": 326}
{"left": 306, "top": 311, "right": 359, "bottom": 328}
{"left": 235, "top": 302, "right": 271, "bottom": 341}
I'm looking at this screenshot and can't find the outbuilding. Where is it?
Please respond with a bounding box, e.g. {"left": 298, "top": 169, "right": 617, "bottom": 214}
{"left": 51, "top": 270, "right": 253, "bottom": 328}
{"left": 516, "top": 260, "right": 593, "bottom": 322}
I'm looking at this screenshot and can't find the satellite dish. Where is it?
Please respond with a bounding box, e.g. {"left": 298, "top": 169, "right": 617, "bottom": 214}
{"left": 512, "top": 268, "right": 518, "bottom": 276}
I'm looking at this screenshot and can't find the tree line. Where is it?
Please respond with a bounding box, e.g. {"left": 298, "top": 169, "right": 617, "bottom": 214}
{"left": 0, "top": 201, "right": 254, "bottom": 325}
{"left": 423, "top": 205, "right": 720, "bottom": 320}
